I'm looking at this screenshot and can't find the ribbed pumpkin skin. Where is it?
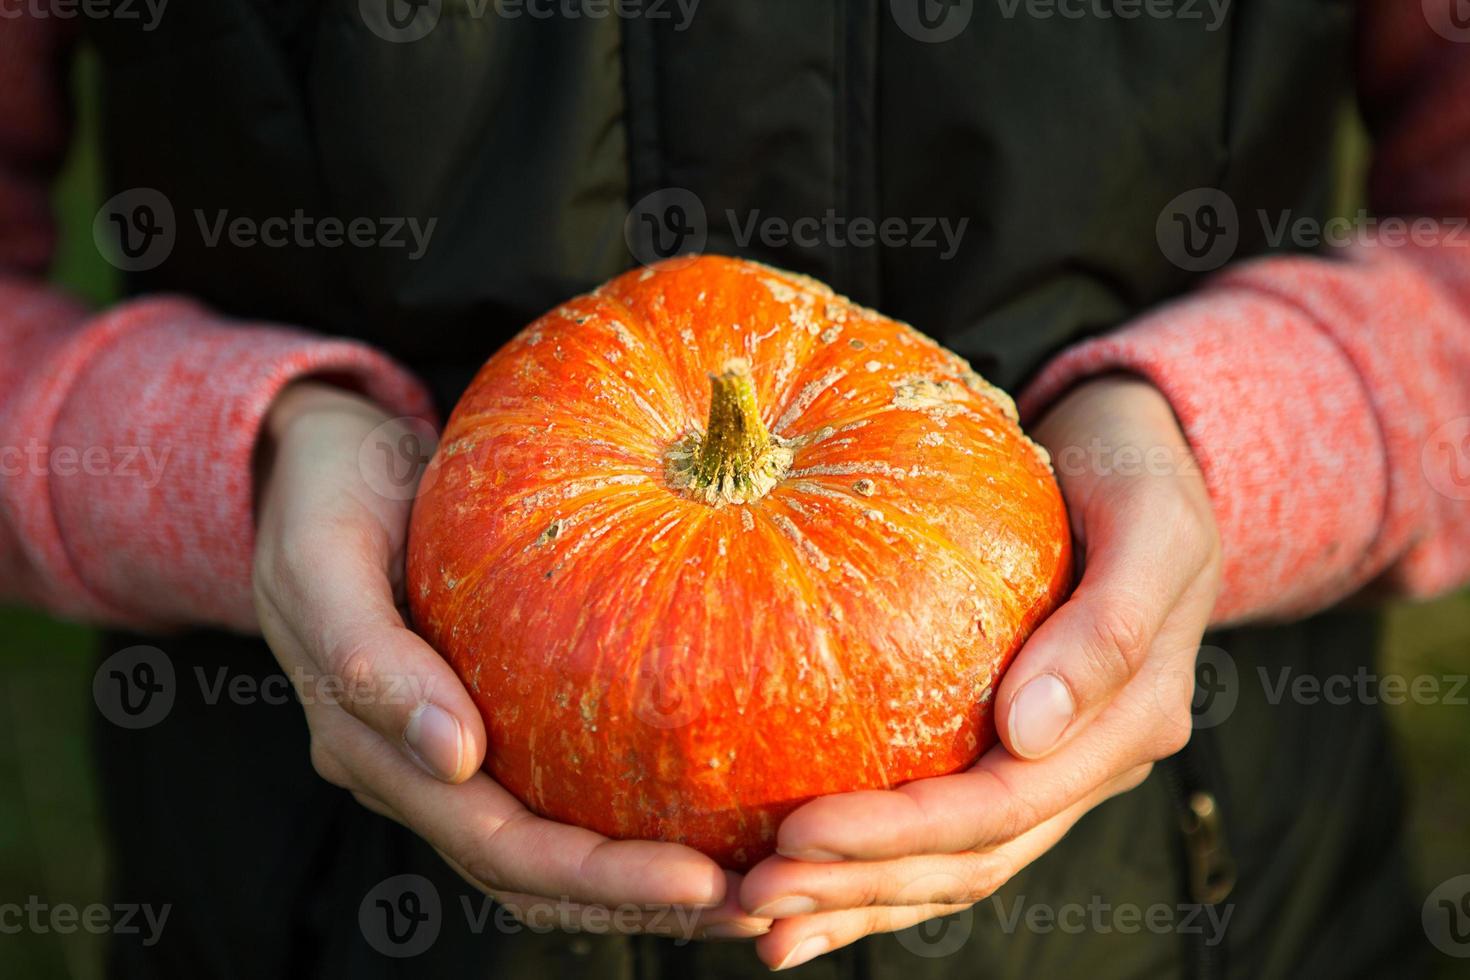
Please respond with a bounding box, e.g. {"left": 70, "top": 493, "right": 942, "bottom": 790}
{"left": 407, "top": 256, "right": 1072, "bottom": 870}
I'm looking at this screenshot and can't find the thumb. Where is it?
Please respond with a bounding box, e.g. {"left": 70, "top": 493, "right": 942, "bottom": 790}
{"left": 994, "top": 483, "right": 1205, "bottom": 760}
{"left": 264, "top": 518, "right": 487, "bottom": 783}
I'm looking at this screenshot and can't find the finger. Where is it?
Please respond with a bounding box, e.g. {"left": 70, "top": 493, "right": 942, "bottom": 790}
{"left": 314, "top": 699, "right": 728, "bottom": 908}
{"left": 485, "top": 873, "right": 771, "bottom": 940}
{"left": 259, "top": 517, "right": 486, "bottom": 783}
{"left": 744, "top": 765, "right": 1150, "bottom": 916}
{"left": 351, "top": 789, "right": 401, "bottom": 823}
{"left": 756, "top": 903, "right": 971, "bottom": 971}
{"left": 995, "top": 482, "right": 1214, "bottom": 760}
{"left": 775, "top": 669, "right": 1175, "bottom": 860}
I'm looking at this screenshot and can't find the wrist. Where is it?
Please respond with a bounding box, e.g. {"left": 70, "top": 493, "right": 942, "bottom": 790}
{"left": 1035, "top": 375, "right": 1183, "bottom": 446}
{"left": 253, "top": 380, "right": 393, "bottom": 520}
{"left": 266, "top": 379, "right": 390, "bottom": 439}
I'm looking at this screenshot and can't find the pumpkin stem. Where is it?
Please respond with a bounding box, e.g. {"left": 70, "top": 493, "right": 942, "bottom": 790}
{"left": 665, "top": 358, "right": 794, "bottom": 506}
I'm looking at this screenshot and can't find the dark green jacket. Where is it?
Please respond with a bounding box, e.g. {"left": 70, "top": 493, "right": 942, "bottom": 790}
{"left": 88, "top": 2, "right": 1424, "bottom": 977}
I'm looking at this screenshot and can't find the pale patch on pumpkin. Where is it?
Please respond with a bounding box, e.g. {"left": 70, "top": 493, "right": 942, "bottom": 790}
{"left": 646, "top": 512, "right": 683, "bottom": 547}
{"left": 788, "top": 460, "right": 910, "bottom": 480}
{"left": 781, "top": 497, "right": 814, "bottom": 519}
{"left": 1025, "top": 436, "right": 1054, "bottom": 473}
{"left": 608, "top": 320, "right": 640, "bottom": 351}
{"left": 774, "top": 367, "right": 848, "bottom": 434}
{"left": 759, "top": 277, "right": 799, "bottom": 304}
{"left": 770, "top": 513, "right": 832, "bottom": 572}
{"left": 771, "top": 342, "right": 801, "bottom": 397}
{"left": 786, "top": 424, "right": 836, "bottom": 451}
{"left": 853, "top": 478, "right": 876, "bottom": 496}
{"left": 962, "top": 368, "right": 1021, "bottom": 422}
{"left": 891, "top": 377, "right": 970, "bottom": 416}
{"left": 820, "top": 326, "right": 841, "bottom": 344}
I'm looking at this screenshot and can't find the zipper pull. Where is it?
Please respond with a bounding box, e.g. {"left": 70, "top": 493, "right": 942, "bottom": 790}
{"left": 1180, "top": 791, "right": 1236, "bottom": 905}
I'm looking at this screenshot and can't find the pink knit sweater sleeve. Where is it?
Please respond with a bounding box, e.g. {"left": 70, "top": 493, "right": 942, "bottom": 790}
{"left": 0, "top": 18, "right": 433, "bottom": 632}
{"left": 1020, "top": 0, "right": 1470, "bottom": 625}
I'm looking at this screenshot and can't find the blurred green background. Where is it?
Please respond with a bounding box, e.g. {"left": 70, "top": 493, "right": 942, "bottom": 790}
{"left": 2, "top": 50, "right": 1469, "bottom": 979}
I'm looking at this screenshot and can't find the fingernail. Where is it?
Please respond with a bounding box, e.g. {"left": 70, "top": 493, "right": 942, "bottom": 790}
{"left": 1008, "top": 673, "right": 1075, "bottom": 759}
{"left": 776, "top": 847, "right": 843, "bottom": 863}
{"left": 700, "top": 921, "right": 771, "bottom": 940}
{"left": 751, "top": 896, "right": 818, "bottom": 918}
{"left": 404, "top": 702, "right": 463, "bottom": 780}
{"left": 777, "top": 935, "right": 831, "bottom": 971}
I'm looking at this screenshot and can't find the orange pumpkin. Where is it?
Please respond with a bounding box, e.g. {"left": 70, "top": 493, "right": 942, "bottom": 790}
{"left": 407, "top": 256, "right": 1072, "bottom": 869}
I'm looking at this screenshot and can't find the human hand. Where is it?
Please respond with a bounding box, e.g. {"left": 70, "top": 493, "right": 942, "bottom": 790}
{"left": 740, "top": 376, "right": 1223, "bottom": 969}
{"left": 252, "top": 381, "right": 769, "bottom": 940}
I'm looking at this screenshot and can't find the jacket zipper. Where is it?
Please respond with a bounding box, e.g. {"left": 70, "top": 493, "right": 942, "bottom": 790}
{"left": 1161, "top": 742, "right": 1237, "bottom": 980}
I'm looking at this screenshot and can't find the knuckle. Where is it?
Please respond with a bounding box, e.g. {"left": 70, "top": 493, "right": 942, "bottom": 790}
{"left": 1164, "top": 487, "right": 1221, "bottom": 581}
{"left": 461, "top": 852, "right": 508, "bottom": 894}
{"left": 350, "top": 791, "right": 391, "bottom": 818}
{"left": 1152, "top": 720, "right": 1193, "bottom": 758}
{"left": 309, "top": 737, "right": 352, "bottom": 789}
{"left": 1082, "top": 597, "right": 1153, "bottom": 688}
{"left": 460, "top": 812, "right": 533, "bottom": 892}
{"left": 270, "top": 526, "right": 315, "bottom": 587}
{"left": 324, "top": 635, "right": 386, "bottom": 717}
{"left": 958, "top": 860, "right": 1005, "bottom": 904}
{"left": 1124, "top": 763, "right": 1155, "bottom": 790}
{"left": 850, "top": 875, "right": 886, "bottom": 909}
{"left": 984, "top": 779, "right": 1048, "bottom": 846}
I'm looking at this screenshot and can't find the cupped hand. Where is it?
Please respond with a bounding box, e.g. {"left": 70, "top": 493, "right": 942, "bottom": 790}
{"left": 740, "top": 376, "right": 1223, "bottom": 969}
{"left": 251, "top": 381, "right": 769, "bottom": 941}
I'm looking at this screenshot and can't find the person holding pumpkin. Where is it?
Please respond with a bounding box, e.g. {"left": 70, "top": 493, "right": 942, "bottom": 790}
{"left": 2, "top": 2, "right": 1468, "bottom": 977}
